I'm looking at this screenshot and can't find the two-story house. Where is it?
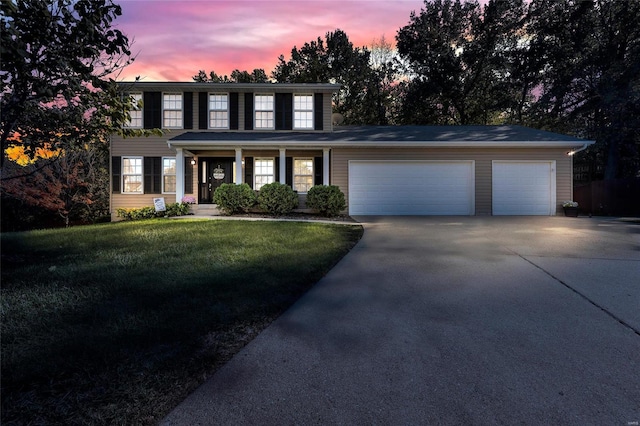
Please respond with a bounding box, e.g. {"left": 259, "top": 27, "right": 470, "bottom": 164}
{"left": 111, "top": 82, "right": 593, "bottom": 219}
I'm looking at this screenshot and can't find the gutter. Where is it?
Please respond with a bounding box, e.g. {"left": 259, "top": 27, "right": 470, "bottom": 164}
{"left": 567, "top": 143, "right": 590, "bottom": 156}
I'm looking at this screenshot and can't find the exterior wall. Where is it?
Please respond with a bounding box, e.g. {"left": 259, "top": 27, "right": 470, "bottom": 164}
{"left": 331, "top": 147, "right": 572, "bottom": 215}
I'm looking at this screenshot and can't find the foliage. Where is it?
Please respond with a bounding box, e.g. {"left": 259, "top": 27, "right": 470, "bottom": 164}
{"left": 305, "top": 185, "right": 347, "bottom": 217}
{"left": 213, "top": 183, "right": 257, "bottom": 215}
{"left": 562, "top": 201, "right": 579, "bottom": 208}
{"left": 193, "top": 69, "right": 269, "bottom": 83}
{"left": 257, "top": 182, "right": 298, "bottom": 216}
{"left": 272, "top": 29, "right": 395, "bottom": 125}
{"left": 1, "top": 147, "right": 110, "bottom": 227}
{"left": 1, "top": 220, "right": 363, "bottom": 425}
{"left": 116, "top": 202, "right": 190, "bottom": 220}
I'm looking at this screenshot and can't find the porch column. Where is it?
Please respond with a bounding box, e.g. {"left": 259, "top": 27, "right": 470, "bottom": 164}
{"left": 235, "top": 148, "right": 243, "bottom": 184}
{"left": 323, "top": 148, "right": 330, "bottom": 185}
{"left": 175, "top": 148, "right": 185, "bottom": 202}
{"left": 279, "top": 148, "right": 286, "bottom": 184}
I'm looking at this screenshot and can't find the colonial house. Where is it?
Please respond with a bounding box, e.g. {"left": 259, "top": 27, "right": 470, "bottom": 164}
{"left": 110, "top": 82, "right": 593, "bottom": 219}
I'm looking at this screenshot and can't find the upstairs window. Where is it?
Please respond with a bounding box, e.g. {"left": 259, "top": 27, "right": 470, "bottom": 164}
{"left": 209, "top": 93, "right": 229, "bottom": 128}
{"left": 254, "top": 158, "right": 274, "bottom": 190}
{"left": 122, "top": 157, "right": 143, "bottom": 193}
{"left": 293, "top": 94, "right": 314, "bottom": 129}
{"left": 125, "top": 93, "right": 143, "bottom": 128}
{"left": 293, "top": 158, "right": 314, "bottom": 193}
{"left": 255, "top": 94, "right": 274, "bottom": 129}
{"left": 163, "top": 93, "right": 183, "bottom": 128}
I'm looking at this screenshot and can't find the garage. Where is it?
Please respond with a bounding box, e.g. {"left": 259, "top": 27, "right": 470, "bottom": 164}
{"left": 348, "top": 161, "right": 475, "bottom": 215}
{"left": 492, "top": 161, "right": 556, "bottom": 215}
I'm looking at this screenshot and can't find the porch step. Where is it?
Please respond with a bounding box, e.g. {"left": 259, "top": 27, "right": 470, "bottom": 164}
{"left": 191, "top": 204, "right": 223, "bottom": 216}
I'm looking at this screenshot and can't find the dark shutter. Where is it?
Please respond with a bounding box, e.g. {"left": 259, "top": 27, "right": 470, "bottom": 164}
{"left": 112, "top": 156, "right": 121, "bottom": 193}
{"left": 184, "top": 92, "right": 193, "bottom": 129}
{"left": 275, "top": 93, "right": 292, "bottom": 130}
{"left": 144, "top": 157, "right": 162, "bottom": 194}
{"left": 286, "top": 157, "right": 293, "bottom": 187}
{"left": 184, "top": 158, "right": 193, "bottom": 194}
{"left": 198, "top": 92, "right": 208, "bottom": 129}
{"left": 314, "top": 93, "right": 323, "bottom": 130}
{"left": 244, "top": 157, "right": 253, "bottom": 189}
{"left": 314, "top": 156, "right": 323, "bottom": 185}
{"left": 143, "top": 92, "right": 161, "bottom": 129}
{"left": 244, "top": 93, "right": 253, "bottom": 130}
{"left": 230, "top": 92, "right": 239, "bottom": 130}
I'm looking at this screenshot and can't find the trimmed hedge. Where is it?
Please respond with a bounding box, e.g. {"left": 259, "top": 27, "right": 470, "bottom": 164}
{"left": 116, "top": 202, "right": 190, "bottom": 221}
{"left": 306, "top": 185, "right": 346, "bottom": 217}
{"left": 257, "top": 182, "right": 298, "bottom": 216}
{"left": 213, "top": 183, "right": 257, "bottom": 215}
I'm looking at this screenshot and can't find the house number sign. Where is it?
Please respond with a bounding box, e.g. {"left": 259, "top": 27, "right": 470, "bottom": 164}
{"left": 213, "top": 165, "right": 225, "bottom": 180}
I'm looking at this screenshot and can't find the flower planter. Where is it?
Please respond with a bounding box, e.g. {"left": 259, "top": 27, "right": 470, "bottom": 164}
{"left": 563, "top": 206, "right": 579, "bottom": 217}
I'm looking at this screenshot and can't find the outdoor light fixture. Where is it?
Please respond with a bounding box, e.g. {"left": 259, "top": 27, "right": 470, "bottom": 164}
{"left": 190, "top": 158, "right": 197, "bottom": 165}
{"left": 567, "top": 144, "right": 589, "bottom": 156}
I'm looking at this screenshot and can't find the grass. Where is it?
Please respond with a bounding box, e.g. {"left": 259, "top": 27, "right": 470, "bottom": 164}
{"left": 1, "top": 218, "right": 363, "bottom": 425}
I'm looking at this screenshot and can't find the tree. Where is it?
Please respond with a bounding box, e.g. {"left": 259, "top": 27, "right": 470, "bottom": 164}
{"left": 272, "top": 29, "right": 389, "bottom": 125}
{"left": 193, "top": 69, "right": 269, "bottom": 83}
{"left": 396, "top": 0, "right": 527, "bottom": 125}
{"left": 0, "top": 0, "right": 142, "bottom": 170}
{"left": 526, "top": 0, "right": 640, "bottom": 179}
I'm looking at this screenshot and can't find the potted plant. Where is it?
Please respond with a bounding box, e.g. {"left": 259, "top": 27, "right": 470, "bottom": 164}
{"left": 562, "top": 201, "right": 579, "bottom": 217}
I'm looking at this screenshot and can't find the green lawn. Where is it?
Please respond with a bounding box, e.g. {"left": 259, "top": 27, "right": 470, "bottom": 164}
{"left": 1, "top": 219, "right": 363, "bottom": 425}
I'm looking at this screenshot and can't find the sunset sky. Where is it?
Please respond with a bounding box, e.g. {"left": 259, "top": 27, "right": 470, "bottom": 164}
{"left": 114, "top": 0, "right": 426, "bottom": 82}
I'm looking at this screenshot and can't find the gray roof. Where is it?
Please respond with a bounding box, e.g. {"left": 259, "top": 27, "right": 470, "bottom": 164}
{"left": 117, "top": 81, "right": 340, "bottom": 92}
{"left": 169, "top": 126, "right": 592, "bottom": 147}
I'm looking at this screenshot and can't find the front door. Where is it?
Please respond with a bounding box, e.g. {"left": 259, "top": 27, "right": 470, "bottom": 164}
{"left": 199, "top": 158, "right": 233, "bottom": 203}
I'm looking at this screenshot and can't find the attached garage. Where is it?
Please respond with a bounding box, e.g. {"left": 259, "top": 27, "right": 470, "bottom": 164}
{"left": 349, "top": 161, "right": 474, "bottom": 215}
{"left": 492, "top": 161, "right": 556, "bottom": 215}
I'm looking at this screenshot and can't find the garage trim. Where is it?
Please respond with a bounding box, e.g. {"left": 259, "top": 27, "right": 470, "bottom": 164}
{"left": 348, "top": 160, "right": 475, "bottom": 216}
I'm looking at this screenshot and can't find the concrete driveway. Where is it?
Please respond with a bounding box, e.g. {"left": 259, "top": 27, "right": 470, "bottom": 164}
{"left": 163, "top": 216, "right": 640, "bottom": 425}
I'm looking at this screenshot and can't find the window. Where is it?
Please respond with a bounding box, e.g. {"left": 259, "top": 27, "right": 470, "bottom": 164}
{"left": 209, "top": 93, "right": 228, "bottom": 128}
{"left": 125, "top": 93, "right": 143, "bottom": 128}
{"left": 122, "top": 157, "right": 143, "bottom": 193}
{"left": 294, "top": 94, "right": 314, "bottom": 129}
{"left": 293, "top": 158, "right": 314, "bottom": 193}
{"left": 163, "top": 157, "right": 176, "bottom": 193}
{"left": 255, "top": 94, "right": 274, "bottom": 129}
{"left": 163, "top": 93, "right": 183, "bottom": 128}
{"left": 254, "top": 158, "right": 274, "bottom": 190}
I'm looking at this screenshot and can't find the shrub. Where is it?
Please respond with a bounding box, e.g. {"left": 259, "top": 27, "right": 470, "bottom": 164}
{"left": 257, "top": 182, "right": 298, "bottom": 216}
{"left": 213, "top": 183, "right": 257, "bottom": 215}
{"left": 306, "top": 185, "right": 346, "bottom": 217}
{"left": 116, "top": 202, "right": 190, "bottom": 221}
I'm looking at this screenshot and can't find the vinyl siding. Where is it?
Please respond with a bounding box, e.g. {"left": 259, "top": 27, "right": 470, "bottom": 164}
{"left": 331, "top": 147, "right": 571, "bottom": 215}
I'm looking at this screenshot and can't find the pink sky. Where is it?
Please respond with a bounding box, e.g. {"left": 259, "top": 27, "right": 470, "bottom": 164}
{"left": 114, "top": 0, "right": 426, "bottom": 81}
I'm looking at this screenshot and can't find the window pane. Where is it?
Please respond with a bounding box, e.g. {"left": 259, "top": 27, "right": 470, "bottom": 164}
{"left": 210, "top": 111, "right": 228, "bottom": 128}
{"left": 255, "top": 111, "right": 274, "bottom": 129}
{"left": 209, "top": 94, "right": 228, "bottom": 110}
{"left": 294, "top": 94, "right": 313, "bottom": 110}
{"left": 163, "top": 158, "right": 176, "bottom": 174}
{"left": 123, "top": 158, "right": 142, "bottom": 174}
{"left": 123, "top": 175, "right": 142, "bottom": 193}
{"left": 255, "top": 95, "right": 273, "bottom": 111}
{"left": 164, "top": 176, "right": 176, "bottom": 193}
{"left": 294, "top": 176, "right": 313, "bottom": 193}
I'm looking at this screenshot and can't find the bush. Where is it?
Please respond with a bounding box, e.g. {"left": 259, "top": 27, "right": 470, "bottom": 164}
{"left": 257, "top": 182, "right": 298, "bottom": 216}
{"left": 116, "top": 202, "right": 190, "bottom": 221}
{"left": 213, "top": 183, "right": 257, "bottom": 215}
{"left": 306, "top": 185, "right": 346, "bottom": 217}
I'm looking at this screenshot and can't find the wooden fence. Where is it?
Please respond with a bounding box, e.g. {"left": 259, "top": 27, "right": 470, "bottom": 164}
{"left": 574, "top": 178, "right": 640, "bottom": 216}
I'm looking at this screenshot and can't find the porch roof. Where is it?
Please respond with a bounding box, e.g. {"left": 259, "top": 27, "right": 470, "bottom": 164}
{"left": 168, "top": 125, "right": 594, "bottom": 150}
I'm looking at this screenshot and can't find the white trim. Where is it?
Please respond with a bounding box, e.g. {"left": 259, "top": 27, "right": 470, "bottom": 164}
{"left": 492, "top": 160, "right": 556, "bottom": 216}
{"left": 175, "top": 149, "right": 185, "bottom": 202}
{"left": 162, "top": 92, "right": 183, "bottom": 129}
{"left": 208, "top": 92, "right": 229, "bottom": 129}
{"left": 254, "top": 93, "right": 275, "bottom": 130}
{"left": 122, "top": 156, "right": 143, "bottom": 194}
{"left": 293, "top": 94, "right": 314, "bottom": 130}
{"left": 293, "top": 157, "right": 314, "bottom": 193}
{"left": 161, "top": 156, "right": 177, "bottom": 194}
{"left": 323, "top": 148, "right": 330, "bottom": 185}
{"left": 279, "top": 148, "right": 286, "bottom": 184}
{"left": 235, "top": 148, "right": 243, "bottom": 184}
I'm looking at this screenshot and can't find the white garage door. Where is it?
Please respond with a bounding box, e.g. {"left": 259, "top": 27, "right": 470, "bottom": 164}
{"left": 492, "top": 161, "right": 556, "bottom": 215}
{"left": 349, "top": 161, "right": 474, "bottom": 215}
